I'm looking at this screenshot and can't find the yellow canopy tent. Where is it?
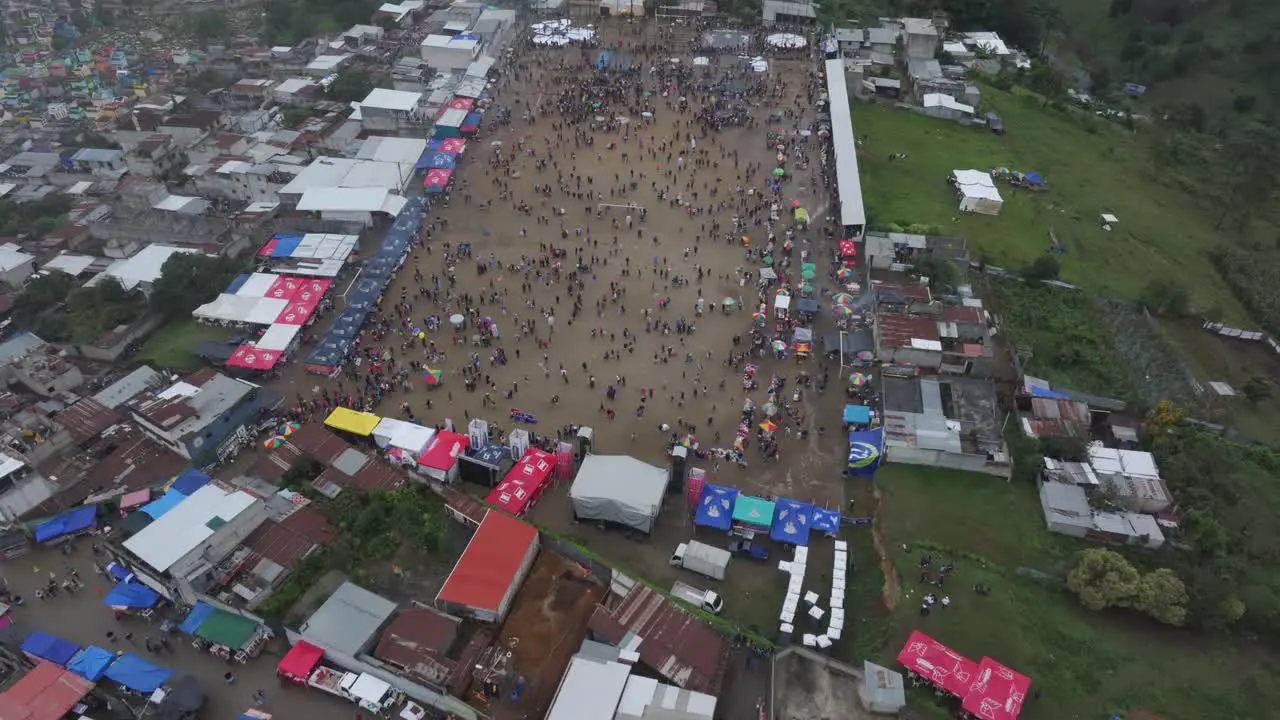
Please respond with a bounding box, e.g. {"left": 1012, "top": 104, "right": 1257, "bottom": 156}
{"left": 323, "top": 407, "right": 382, "bottom": 436}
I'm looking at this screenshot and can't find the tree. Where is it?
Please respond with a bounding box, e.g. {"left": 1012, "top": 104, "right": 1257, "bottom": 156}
{"left": 1039, "top": 435, "right": 1087, "bottom": 462}
{"left": 1241, "top": 376, "right": 1272, "bottom": 405}
{"left": 1027, "top": 63, "right": 1069, "bottom": 106}
{"left": 1067, "top": 549, "right": 1141, "bottom": 611}
{"left": 1139, "top": 278, "right": 1190, "bottom": 316}
{"left": 1087, "top": 482, "right": 1123, "bottom": 511}
{"left": 13, "top": 272, "right": 73, "bottom": 325}
{"left": 1023, "top": 254, "right": 1061, "bottom": 281}
{"left": 186, "top": 10, "right": 229, "bottom": 44}
{"left": 328, "top": 69, "right": 374, "bottom": 103}
{"left": 282, "top": 107, "right": 315, "bottom": 129}
{"left": 1133, "top": 568, "right": 1190, "bottom": 626}
{"left": 911, "top": 255, "right": 958, "bottom": 293}
{"left": 1216, "top": 122, "right": 1280, "bottom": 229}
{"left": 149, "top": 253, "right": 240, "bottom": 319}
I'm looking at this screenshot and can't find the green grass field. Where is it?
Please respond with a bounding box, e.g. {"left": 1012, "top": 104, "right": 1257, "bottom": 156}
{"left": 859, "top": 464, "right": 1280, "bottom": 720}
{"left": 852, "top": 86, "right": 1249, "bottom": 321}
{"left": 135, "top": 318, "right": 229, "bottom": 373}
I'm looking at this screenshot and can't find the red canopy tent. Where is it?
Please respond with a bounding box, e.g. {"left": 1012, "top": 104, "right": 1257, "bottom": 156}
{"left": 449, "top": 97, "right": 475, "bottom": 111}
{"left": 839, "top": 240, "right": 857, "bottom": 257}
{"left": 485, "top": 448, "right": 555, "bottom": 516}
{"left": 0, "top": 662, "right": 95, "bottom": 720}
{"left": 896, "top": 630, "right": 977, "bottom": 697}
{"left": 961, "top": 657, "right": 1031, "bottom": 720}
{"left": 226, "top": 345, "right": 282, "bottom": 370}
{"left": 265, "top": 275, "right": 303, "bottom": 300}
{"left": 277, "top": 641, "right": 324, "bottom": 685}
{"left": 438, "top": 138, "right": 467, "bottom": 153}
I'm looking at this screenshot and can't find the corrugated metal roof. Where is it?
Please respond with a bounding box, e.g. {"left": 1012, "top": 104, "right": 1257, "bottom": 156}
{"left": 877, "top": 314, "right": 941, "bottom": 349}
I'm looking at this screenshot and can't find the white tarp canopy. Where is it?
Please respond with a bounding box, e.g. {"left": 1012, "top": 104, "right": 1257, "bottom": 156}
{"left": 237, "top": 272, "right": 279, "bottom": 298}
{"left": 952, "top": 169, "right": 1004, "bottom": 215}
{"left": 765, "top": 33, "right": 806, "bottom": 49}
{"left": 193, "top": 294, "right": 260, "bottom": 323}
{"left": 349, "top": 673, "right": 392, "bottom": 705}
{"left": 825, "top": 59, "right": 865, "bottom": 229}
{"left": 569, "top": 455, "right": 668, "bottom": 534}
{"left": 372, "top": 417, "right": 436, "bottom": 454}
{"left": 255, "top": 323, "right": 301, "bottom": 352}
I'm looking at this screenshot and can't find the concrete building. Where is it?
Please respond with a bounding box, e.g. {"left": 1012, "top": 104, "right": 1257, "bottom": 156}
{"left": 118, "top": 481, "right": 270, "bottom": 603}
{"left": 376, "top": 1, "right": 425, "bottom": 26}
{"left": 921, "top": 92, "right": 975, "bottom": 121}
{"left": 127, "top": 370, "right": 264, "bottom": 464}
{"left": 761, "top": 0, "right": 816, "bottom": 25}
{"left": 1039, "top": 481, "right": 1165, "bottom": 549}
{"left": 273, "top": 78, "right": 324, "bottom": 106}
{"left": 191, "top": 160, "right": 293, "bottom": 204}
{"left": 875, "top": 313, "right": 943, "bottom": 370}
{"left": 420, "top": 34, "right": 481, "bottom": 73}
{"left": 71, "top": 148, "right": 126, "bottom": 178}
{"left": 357, "top": 89, "right": 428, "bottom": 134}
{"left": 0, "top": 243, "right": 35, "bottom": 288}
{"left": 882, "top": 375, "right": 1010, "bottom": 477}
{"left": 0, "top": 452, "right": 58, "bottom": 520}
{"left": 901, "top": 17, "right": 940, "bottom": 59}
{"left": 125, "top": 135, "right": 185, "bottom": 179}
{"left": 1087, "top": 446, "right": 1172, "bottom": 514}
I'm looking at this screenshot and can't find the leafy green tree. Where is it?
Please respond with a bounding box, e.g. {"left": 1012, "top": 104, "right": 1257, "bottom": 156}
{"left": 1067, "top": 548, "right": 1141, "bottom": 611}
{"left": 1139, "top": 278, "right": 1190, "bottom": 316}
{"left": 13, "top": 272, "right": 73, "bottom": 325}
{"left": 1023, "top": 254, "right": 1061, "bottom": 281}
{"left": 186, "top": 10, "right": 230, "bottom": 44}
{"left": 911, "top": 255, "right": 958, "bottom": 293}
{"left": 1134, "top": 568, "right": 1190, "bottom": 626}
{"left": 328, "top": 69, "right": 374, "bottom": 103}
{"left": 149, "top": 253, "right": 240, "bottom": 318}
{"left": 1241, "top": 376, "right": 1272, "bottom": 405}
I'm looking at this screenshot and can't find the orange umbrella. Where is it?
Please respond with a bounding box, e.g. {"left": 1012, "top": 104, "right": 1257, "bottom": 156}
{"left": 759, "top": 420, "right": 778, "bottom": 433}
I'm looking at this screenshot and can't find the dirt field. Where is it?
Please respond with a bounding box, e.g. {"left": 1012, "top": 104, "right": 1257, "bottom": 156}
{"left": 490, "top": 551, "right": 604, "bottom": 719}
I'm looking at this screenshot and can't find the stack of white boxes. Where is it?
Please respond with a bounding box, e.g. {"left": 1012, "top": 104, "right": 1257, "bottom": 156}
{"left": 778, "top": 545, "right": 808, "bottom": 638}
{"left": 826, "top": 540, "right": 848, "bottom": 646}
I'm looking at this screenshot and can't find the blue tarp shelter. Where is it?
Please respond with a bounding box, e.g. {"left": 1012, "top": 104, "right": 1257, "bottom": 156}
{"left": 67, "top": 646, "right": 117, "bottom": 681}
{"left": 1029, "top": 385, "right": 1070, "bottom": 400}
{"left": 843, "top": 404, "right": 871, "bottom": 426}
{"left": 809, "top": 507, "right": 841, "bottom": 536}
{"left": 103, "top": 581, "right": 160, "bottom": 609}
{"left": 417, "top": 151, "right": 457, "bottom": 170}
{"left": 270, "top": 235, "right": 304, "bottom": 257}
{"left": 694, "top": 484, "right": 738, "bottom": 531}
{"left": 770, "top": 498, "right": 813, "bottom": 546}
{"left": 179, "top": 602, "right": 216, "bottom": 635}
{"left": 797, "top": 298, "right": 819, "bottom": 314}
{"left": 20, "top": 631, "right": 80, "bottom": 666}
{"left": 33, "top": 505, "right": 97, "bottom": 543}
{"left": 105, "top": 562, "right": 134, "bottom": 584}
{"left": 140, "top": 490, "right": 187, "bottom": 520}
{"left": 171, "top": 469, "right": 211, "bottom": 496}
{"left": 329, "top": 307, "right": 369, "bottom": 339}
{"left": 104, "top": 653, "right": 173, "bottom": 693}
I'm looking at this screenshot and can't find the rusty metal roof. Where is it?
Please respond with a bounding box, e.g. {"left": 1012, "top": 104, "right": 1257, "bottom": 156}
{"left": 876, "top": 313, "right": 941, "bottom": 349}
{"left": 374, "top": 609, "right": 460, "bottom": 686}
{"left": 587, "top": 585, "right": 727, "bottom": 695}
{"left": 57, "top": 398, "right": 118, "bottom": 444}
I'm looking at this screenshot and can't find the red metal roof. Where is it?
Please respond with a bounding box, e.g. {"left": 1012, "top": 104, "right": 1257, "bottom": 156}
{"left": 0, "top": 662, "right": 95, "bottom": 720}
{"left": 436, "top": 510, "right": 538, "bottom": 613}
{"left": 877, "top": 313, "right": 941, "bottom": 349}
{"left": 940, "top": 305, "right": 984, "bottom": 326}
{"left": 374, "top": 609, "right": 460, "bottom": 685}
{"left": 586, "top": 585, "right": 728, "bottom": 694}
{"left": 57, "top": 398, "right": 118, "bottom": 443}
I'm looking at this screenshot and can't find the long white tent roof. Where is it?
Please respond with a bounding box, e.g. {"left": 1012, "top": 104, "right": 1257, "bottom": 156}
{"left": 824, "top": 59, "right": 866, "bottom": 229}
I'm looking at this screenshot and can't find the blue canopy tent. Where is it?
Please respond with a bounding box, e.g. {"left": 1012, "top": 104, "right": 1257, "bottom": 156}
{"left": 842, "top": 404, "right": 871, "bottom": 426}
{"left": 140, "top": 490, "right": 187, "bottom": 520}
{"left": 329, "top": 306, "right": 370, "bottom": 339}
{"left": 67, "top": 646, "right": 117, "bottom": 681}
{"left": 809, "top": 507, "right": 842, "bottom": 537}
{"left": 170, "top": 469, "right": 211, "bottom": 496}
{"left": 796, "top": 298, "right": 819, "bottom": 314}
{"left": 179, "top": 602, "right": 216, "bottom": 635}
{"left": 416, "top": 151, "right": 457, "bottom": 170}
{"left": 103, "top": 581, "right": 161, "bottom": 609}
{"left": 33, "top": 505, "right": 97, "bottom": 543}
{"left": 105, "top": 562, "right": 135, "bottom": 584}
{"left": 770, "top": 498, "right": 813, "bottom": 546}
{"left": 104, "top": 653, "right": 173, "bottom": 693}
{"left": 694, "top": 484, "right": 738, "bottom": 531}
{"left": 20, "top": 631, "right": 80, "bottom": 666}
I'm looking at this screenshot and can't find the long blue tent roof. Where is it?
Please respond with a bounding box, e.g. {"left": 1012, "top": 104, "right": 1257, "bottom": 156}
{"left": 770, "top": 498, "right": 813, "bottom": 546}
{"left": 694, "top": 484, "right": 737, "bottom": 531}
{"left": 170, "top": 469, "right": 211, "bottom": 496}
{"left": 20, "top": 631, "right": 80, "bottom": 666}
{"left": 103, "top": 652, "right": 173, "bottom": 693}
{"left": 140, "top": 490, "right": 187, "bottom": 519}
{"left": 179, "top": 601, "right": 216, "bottom": 635}
{"left": 103, "top": 581, "right": 161, "bottom": 609}
{"left": 809, "top": 506, "right": 842, "bottom": 535}
{"left": 33, "top": 505, "right": 96, "bottom": 543}
{"left": 67, "top": 646, "right": 117, "bottom": 681}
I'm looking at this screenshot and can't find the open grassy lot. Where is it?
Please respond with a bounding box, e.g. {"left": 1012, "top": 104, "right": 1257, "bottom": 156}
{"left": 853, "top": 86, "right": 1249, "bottom": 321}
{"left": 861, "top": 463, "right": 1280, "bottom": 720}
{"left": 135, "top": 318, "right": 230, "bottom": 373}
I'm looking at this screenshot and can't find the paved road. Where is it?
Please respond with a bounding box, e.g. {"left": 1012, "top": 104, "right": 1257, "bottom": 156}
{"left": 1, "top": 542, "right": 356, "bottom": 720}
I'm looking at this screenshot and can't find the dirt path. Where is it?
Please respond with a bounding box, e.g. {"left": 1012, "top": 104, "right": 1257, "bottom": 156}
{"left": 870, "top": 485, "right": 900, "bottom": 611}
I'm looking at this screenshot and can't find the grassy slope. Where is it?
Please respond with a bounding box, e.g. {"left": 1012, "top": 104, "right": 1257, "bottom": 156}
{"left": 135, "top": 318, "right": 229, "bottom": 373}
{"left": 852, "top": 86, "right": 1249, "bottom": 321}
{"left": 865, "top": 464, "right": 1279, "bottom": 720}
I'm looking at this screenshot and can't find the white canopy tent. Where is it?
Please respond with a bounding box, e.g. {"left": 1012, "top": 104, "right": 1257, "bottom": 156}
{"left": 952, "top": 169, "right": 1004, "bottom": 216}
{"left": 569, "top": 455, "right": 668, "bottom": 534}
{"left": 255, "top": 323, "right": 302, "bottom": 352}
{"left": 372, "top": 417, "right": 436, "bottom": 454}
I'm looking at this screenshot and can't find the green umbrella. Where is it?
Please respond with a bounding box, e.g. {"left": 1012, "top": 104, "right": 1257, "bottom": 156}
{"left": 801, "top": 262, "right": 816, "bottom": 273}
{"left": 801, "top": 268, "right": 816, "bottom": 280}
{"left": 773, "top": 168, "right": 786, "bottom": 176}
{"left": 762, "top": 255, "right": 773, "bottom": 264}
{"left": 799, "top": 282, "right": 814, "bottom": 294}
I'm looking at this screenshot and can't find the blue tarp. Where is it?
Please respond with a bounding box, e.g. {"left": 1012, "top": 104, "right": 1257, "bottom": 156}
{"left": 306, "top": 335, "right": 355, "bottom": 370}
{"left": 694, "top": 484, "right": 738, "bottom": 531}
{"left": 1029, "top": 385, "right": 1071, "bottom": 400}
{"left": 67, "top": 646, "right": 116, "bottom": 681}
{"left": 797, "top": 298, "right": 819, "bottom": 313}
{"left": 140, "top": 490, "right": 187, "bottom": 520}
{"left": 178, "top": 602, "right": 216, "bottom": 635}
{"left": 329, "top": 306, "right": 369, "bottom": 339}
{"left": 224, "top": 273, "right": 250, "bottom": 295}
{"left": 463, "top": 112, "right": 482, "bottom": 128}
{"left": 33, "top": 505, "right": 97, "bottom": 543}
{"left": 847, "top": 428, "right": 885, "bottom": 478}
{"left": 843, "top": 404, "right": 871, "bottom": 426}
{"left": 170, "top": 469, "right": 211, "bottom": 496}
{"left": 103, "top": 581, "right": 160, "bottom": 609}
{"left": 770, "top": 498, "right": 813, "bottom": 546}
{"left": 103, "top": 653, "right": 173, "bottom": 693}
{"left": 271, "top": 235, "right": 303, "bottom": 257}
{"left": 20, "top": 631, "right": 80, "bottom": 666}
{"left": 809, "top": 507, "right": 841, "bottom": 535}
{"left": 106, "top": 562, "right": 134, "bottom": 584}
{"left": 417, "top": 150, "right": 457, "bottom": 170}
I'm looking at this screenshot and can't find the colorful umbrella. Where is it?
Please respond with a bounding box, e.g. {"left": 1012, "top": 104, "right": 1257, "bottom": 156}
{"left": 279, "top": 421, "right": 301, "bottom": 437}
{"left": 791, "top": 200, "right": 802, "bottom": 208}
{"left": 833, "top": 304, "right": 856, "bottom": 317}
{"left": 832, "top": 292, "right": 856, "bottom": 306}
{"left": 263, "top": 435, "right": 285, "bottom": 449}
{"left": 422, "top": 367, "right": 443, "bottom": 385}
{"left": 849, "top": 373, "right": 869, "bottom": 385}
{"left": 772, "top": 340, "right": 788, "bottom": 352}
{"left": 837, "top": 268, "right": 855, "bottom": 281}
{"left": 722, "top": 297, "right": 736, "bottom": 306}
{"left": 752, "top": 311, "right": 766, "bottom": 325}
{"left": 762, "top": 402, "right": 778, "bottom": 417}
{"left": 759, "top": 420, "right": 778, "bottom": 433}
